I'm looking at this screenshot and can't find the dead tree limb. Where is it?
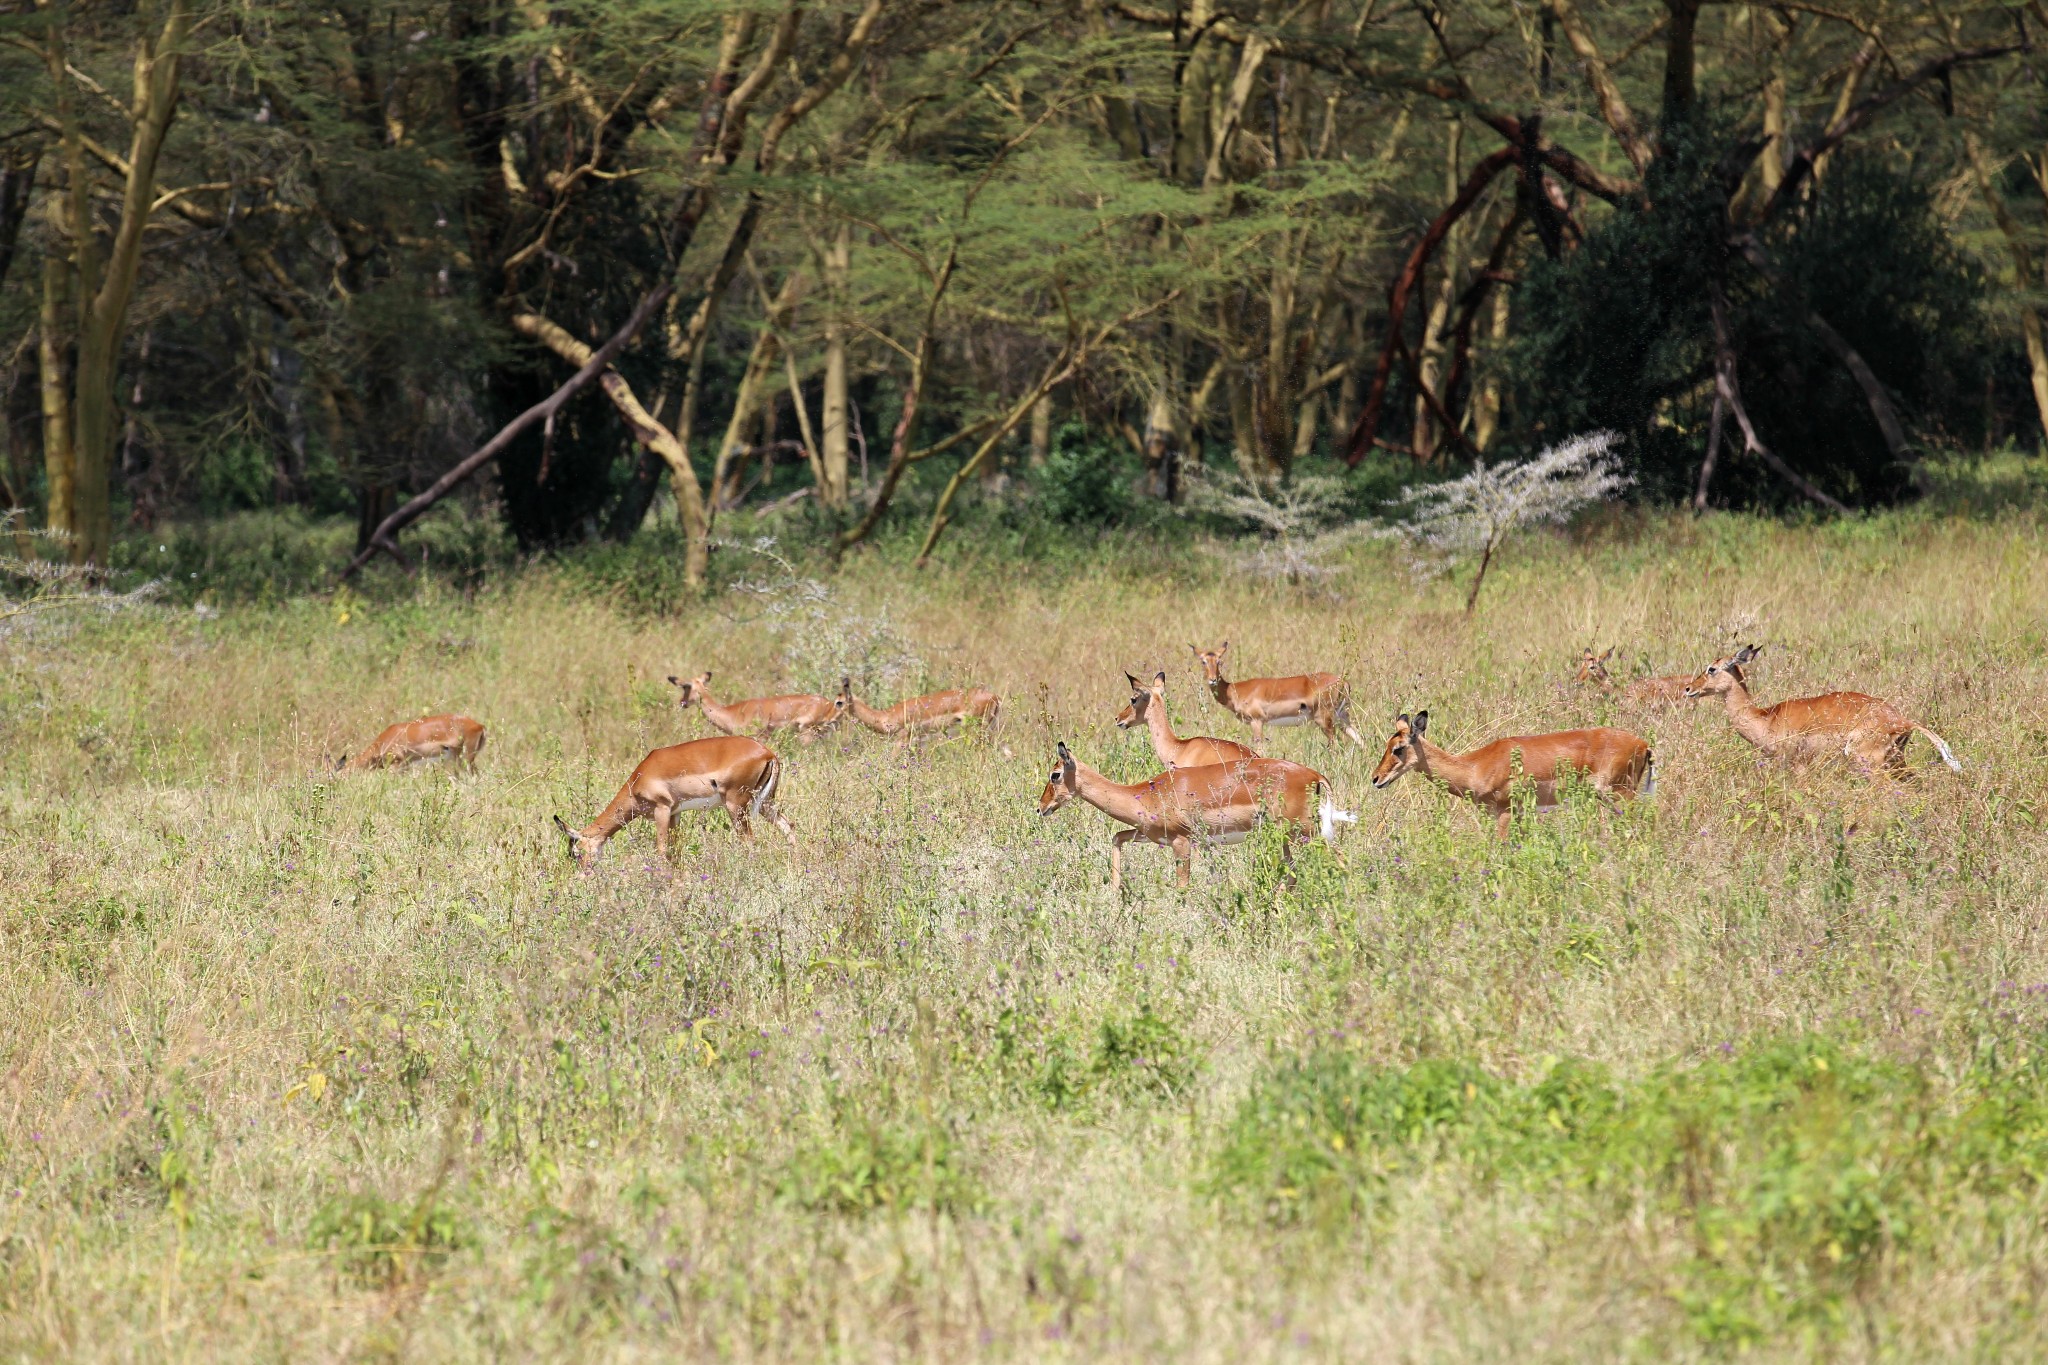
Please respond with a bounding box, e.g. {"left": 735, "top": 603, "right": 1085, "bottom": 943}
{"left": 1709, "top": 288, "right": 1849, "bottom": 514}
{"left": 1344, "top": 146, "right": 1516, "bottom": 465}
{"left": 339, "top": 284, "right": 672, "bottom": 579}
{"left": 1693, "top": 386, "right": 1726, "bottom": 512}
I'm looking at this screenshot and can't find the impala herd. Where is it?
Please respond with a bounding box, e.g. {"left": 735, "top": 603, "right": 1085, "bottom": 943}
{"left": 334, "top": 640, "right": 1961, "bottom": 890}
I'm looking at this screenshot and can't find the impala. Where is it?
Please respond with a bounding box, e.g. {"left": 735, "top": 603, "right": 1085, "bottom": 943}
{"left": 552, "top": 735, "right": 795, "bottom": 869}
{"left": 1036, "top": 742, "right": 1354, "bottom": 891}
{"left": 336, "top": 715, "right": 486, "bottom": 773}
{"left": 1575, "top": 647, "right": 1699, "bottom": 706}
{"left": 839, "top": 676, "right": 1009, "bottom": 754}
{"left": 1370, "top": 711, "right": 1654, "bottom": 837}
{"left": 669, "top": 671, "right": 844, "bottom": 744}
{"left": 1114, "top": 671, "right": 1258, "bottom": 769}
{"left": 1191, "top": 642, "right": 1366, "bottom": 746}
{"left": 1684, "top": 645, "right": 1960, "bottom": 777}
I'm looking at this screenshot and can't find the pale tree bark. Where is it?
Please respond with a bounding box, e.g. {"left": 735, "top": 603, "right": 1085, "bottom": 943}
{"left": 709, "top": 271, "right": 803, "bottom": 512}
{"left": 1471, "top": 285, "right": 1510, "bottom": 451}
{"left": 39, "top": 235, "right": 75, "bottom": 537}
{"left": 39, "top": 0, "right": 193, "bottom": 564}
{"left": 1412, "top": 122, "right": 1467, "bottom": 461}
{"left": 817, "top": 221, "right": 853, "bottom": 508}
{"left": 1028, "top": 390, "right": 1054, "bottom": 468}
{"left": 1546, "top": 0, "right": 1654, "bottom": 176}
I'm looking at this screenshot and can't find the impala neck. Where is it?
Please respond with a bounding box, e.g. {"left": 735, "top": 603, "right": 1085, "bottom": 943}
{"left": 694, "top": 689, "right": 743, "bottom": 732}
{"left": 1205, "top": 673, "right": 1233, "bottom": 709}
{"left": 583, "top": 781, "right": 642, "bottom": 842}
{"left": 1716, "top": 677, "right": 1775, "bottom": 747}
{"left": 1068, "top": 757, "right": 1148, "bottom": 827}
{"left": 1413, "top": 738, "right": 1491, "bottom": 801}
{"left": 848, "top": 695, "right": 897, "bottom": 733}
{"left": 1143, "top": 696, "right": 1187, "bottom": 759}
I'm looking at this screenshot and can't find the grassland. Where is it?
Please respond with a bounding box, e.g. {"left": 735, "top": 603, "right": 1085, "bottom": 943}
{"left": 4, "top": 486, "right": 2048, "bottom": 1361}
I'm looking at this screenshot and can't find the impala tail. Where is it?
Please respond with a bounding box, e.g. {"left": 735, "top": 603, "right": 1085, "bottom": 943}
{"left": 750, "top": 755, "right": 782, "bottom": 816}
{"left": 1917, "top": 726, "right": 1962, "bottom": 773}
{"left": 1317, "top": 785, "right": 1358, "bottom": 842}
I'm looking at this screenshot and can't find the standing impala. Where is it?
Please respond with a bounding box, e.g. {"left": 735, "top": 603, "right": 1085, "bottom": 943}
{"left": 1114, "top": 671, "right": 1258, "bottom": 769}
{"left": 1684, "top": 645, "right": 1960, "bottom": 777}
{"left": 553, "top": 735, "right": 795, "bottom": 869}
{"left": 1370, "top": 710, "right": 1654, "bottom": 837}
{"left": 1575, "top": 647, "right": 1698, "bottom": 707}
{"left": 669, "top": 671, "right": 844, "bottom": 744}
{"left": 1036, "top": 742, "right": 1354, "bottom": 892}
{"left": 336, "top": 715, "right": 487, "bottom": 773}
{"left": 839, "top": 676, "right": 1008, "bottom": 753}
{"left": 1191, "top": 642, "right": 1366, "bottom": 747}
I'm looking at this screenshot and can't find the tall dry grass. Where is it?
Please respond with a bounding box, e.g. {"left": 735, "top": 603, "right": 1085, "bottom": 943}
{"left": 2, "top": 494, "right": 2046, "bottom": 1361}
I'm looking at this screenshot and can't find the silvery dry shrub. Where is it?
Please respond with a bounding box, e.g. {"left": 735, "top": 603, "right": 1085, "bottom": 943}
{"left": 1383, "top": 432, "right": 1632, "bottom": 614}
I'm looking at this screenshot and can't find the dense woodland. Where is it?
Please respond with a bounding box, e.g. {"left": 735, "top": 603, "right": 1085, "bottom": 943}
{"left": 1, "top": 0, "right": 2043, "bottom": 579}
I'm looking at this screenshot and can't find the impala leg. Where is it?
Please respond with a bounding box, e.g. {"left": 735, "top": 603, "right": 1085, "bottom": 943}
{"left": 1250, "top": 718, "right": 1265, "bottom": 744}
{"left": 759, "top": 801, "right": 799, "bottom": 851}
{"left": 725, "top": 794, "right": 756, "bottom": 841}
{"left": 1171, "top": 835, "right": 1194, "bottom": 890}
{"left": 653, "top": 803, "right": 675, "bottom": 861}
{"left": 1110, "top": 830, "right": 1135, "bottom": 895}
{"left": 1493, "top": 804, "right": 1512, "bottom": 839}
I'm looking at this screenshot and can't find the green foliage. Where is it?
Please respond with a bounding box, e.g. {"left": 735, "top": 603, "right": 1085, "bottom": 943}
{"left": 1211, "top": 1034, "right": 2048, "bottom": 1346}
{"left": 307, "top": 1190, "right": 464, "bottom": 1290}
{"left": 776, "top": 1109, "right": 980, "bottom": 1216}
{"left": 1036, "top": 423, "right": 1136, "bottom": 529}
{"left": 1511, "top": 119, "right": 1993, "bottom": 507}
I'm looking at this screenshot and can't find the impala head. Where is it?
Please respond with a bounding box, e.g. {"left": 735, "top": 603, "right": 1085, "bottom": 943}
{"left": 1037, "top": 741, "right": 1080, "bottom": 816}
{"left": 669, "top": 671, "right": 712, "bottom": 709}
{"left": 1114, "top": 673, "right": 1150, "bottom": 730}
{"left": 1371, "top": 710, "right": 1430, "bottom": 789}
{"left": 552, "top": 814, "right": 597, "bottom": 868}
{"left": 1191, "top": 642, "right": 1229, "bottom": 682}
{"left": 1683, "top": 644, "right": 1762, "bottom": 699}
{"left": 1575, "top": 647, "right": 1616, "bottom": 686}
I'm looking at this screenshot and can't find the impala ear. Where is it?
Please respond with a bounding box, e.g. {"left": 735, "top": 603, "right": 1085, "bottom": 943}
{"left": 1412, "top": 709, "right": 1429, "bottom": 737}
{"left": 1153, "top": 671, "right": 1166, "bottom": 687}
{"left": 551, "top": 814, "right": 578, "bottom": 855}
{"left": 1056, "top": 741, "right": 1072, "bottom": 761}
{"left": 1396, "top": 712, "right": 1410, "bottom": 729}
{"left": 666, "top": 675, "right": 680, "bottom": 686}
{"left": 1125, "top": 671, "right": 1142, "bottom": 689}
{"left": 333, "top": 755, "right": 347, "bottom": 771}
{"left": 1219, "top": 640, "right": 1229, "bottom": 655}
{"left": 1600, "top": 647, "right": 1615, "bottom": 662}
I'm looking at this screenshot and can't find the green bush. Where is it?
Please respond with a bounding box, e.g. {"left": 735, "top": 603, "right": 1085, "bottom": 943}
{"left": 776, "top": 1110, "right": 980, "bottom": 1215}
{"left": 1036, "top": 422, "right": 1134, "bottom": 528}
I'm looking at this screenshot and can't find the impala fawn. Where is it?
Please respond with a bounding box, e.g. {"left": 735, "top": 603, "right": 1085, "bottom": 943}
{"left": 336, "top": 715, "right": 487, "bottom": 773}
{"left": 1370, "top": 711, "right": 1654, "bottom": 836}
{"left": 669, "top": 671, "right": 845, "bottom": 744}
{"left": 553, "top": 735, "right": 795, "bottom": 869}
{"left": 1684, "top": 645, "right": 1960, "bottom": 778}
{"left": 1575, "top": 647, "right": 1698, "bottom": 707}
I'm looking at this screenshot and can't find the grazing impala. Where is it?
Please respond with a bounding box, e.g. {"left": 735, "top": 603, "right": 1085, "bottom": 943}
{"left": 336, "top": 715, "right": 487, "bottom": 773}
{"left": 552, "top": 735, "right": 795, "bottom": 869}
{"left": 669, "top": 671, "right": 844, "bottom": 744}
{"left": 1115, "top": 671, "right": 1259, "bottom": 769}
{"left": 1036, "top": 742, "right": 1354, "bottom": 892}
{"left": 839, "top": 676, "right": 1009, "bottom": 754}
{"left": 1370, "top": 711, "right": 1654, "bottom": 837}
{"left": 1684, "top": 645, "right": 1960, "bottom": 778}
{"left": 1192, "top": 642, "right": 1366, "bottom": 746}
{"left": 1575, "top": 647, "right": 1698, "bottom": 707}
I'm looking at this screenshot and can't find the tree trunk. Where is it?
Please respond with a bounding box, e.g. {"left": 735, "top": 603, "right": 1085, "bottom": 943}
{"left": 818, "top": 222, "right": 852, "bottom": 509}
{"left": 40, "top": 246, "right": 75, "bottom": 539}
{"left": 1028, "top": 389, "right": 1053, "bottom": 468}
{"left": 41, "top": 0, "right": 193, "bottom": 563}
{"left": 1968, "top": 136, "right": 2048, "bottom": 447}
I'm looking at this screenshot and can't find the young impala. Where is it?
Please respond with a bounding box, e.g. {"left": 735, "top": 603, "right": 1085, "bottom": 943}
{"left": 1575, "top": 647, "right": 1698, "bottom": 707}
{"left": 1114, "top": 671, "right": 1258, "bottom": 769}
{"left": 336, "top": 715, "right": 487, "bottom": 773}
{"left": 552, "top": 735, "right": 795, "bottom": 869}
{"left": 1370, "top": 711, "right": 1655, "bottom": 837}
{"left": 1684, "top": 645, "right": 1960, "bottom": 778}
{"left": 1191, "top": 642, "right": 1366, "bottom": 747}
{"left": 838, "top": 676, "right": 1009, "bottom": 754}
{"left": 669, "top": 671, "right": 844, "bottom": 744}
{"left": 1036, "top": 742, "right": 1354, "bottom": 892}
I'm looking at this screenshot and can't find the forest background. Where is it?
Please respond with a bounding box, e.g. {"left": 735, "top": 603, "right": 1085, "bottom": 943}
{"left": 0, "top": 0, "right": 2044, "bottom": 588}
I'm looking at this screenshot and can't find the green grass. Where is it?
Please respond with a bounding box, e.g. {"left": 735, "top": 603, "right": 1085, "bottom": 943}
{"left": 4, "top": 486, "right": 2048, "bottom": 1359}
